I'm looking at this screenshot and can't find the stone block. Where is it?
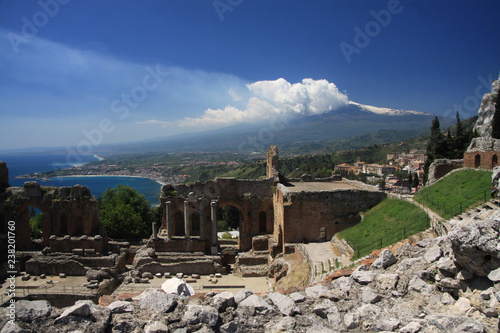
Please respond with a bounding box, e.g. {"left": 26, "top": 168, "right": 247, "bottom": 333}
{"left": 252, "top": 236, "right": 269, "bottom": 251}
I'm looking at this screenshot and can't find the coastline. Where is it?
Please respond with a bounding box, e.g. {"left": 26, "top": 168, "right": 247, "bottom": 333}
{"left": 52, "top": 174, "right": 167, "bottom": 186}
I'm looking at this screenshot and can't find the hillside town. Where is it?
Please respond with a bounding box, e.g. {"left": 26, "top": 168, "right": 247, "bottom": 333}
{"left": 334, "top": 150, "right": 426, "bottom": 193}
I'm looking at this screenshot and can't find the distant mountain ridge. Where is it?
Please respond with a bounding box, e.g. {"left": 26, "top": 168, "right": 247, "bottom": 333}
{"left": 89, "top": 101, "right": 452, "bottom": 155}
{"left": 348, "top": 101, "right": 433, "bottom": 116}
{"left": 1, "top": 101, "right": 454, "bottom": 156}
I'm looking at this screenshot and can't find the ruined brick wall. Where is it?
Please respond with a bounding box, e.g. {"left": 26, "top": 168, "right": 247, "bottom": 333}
{"left": 0, "top": 181, "right": 105, "bottom": 250}
{"left": 426, "top": 159, "right": 464, "bottom": 186}
{"left": 159, "top": 177, "right": 274, "bottom": 252}
{"left": 463, "top": 151, "right": 500, "bottom": 169}
{"left": 463, "top": 137, "right": 500, "bottom": 170}
{"left": 275, "top": 185, "right": 386, "bottom": 244}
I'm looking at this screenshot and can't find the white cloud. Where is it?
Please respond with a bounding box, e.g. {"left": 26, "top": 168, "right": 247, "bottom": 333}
{"left": 228, "top": 87, "right": 242, "bottom": 102}
{"left": 154, "top": 78, "right": 349, "bottom": 129}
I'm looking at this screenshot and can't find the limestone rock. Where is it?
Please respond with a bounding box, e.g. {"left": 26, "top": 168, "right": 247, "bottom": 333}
{"left": 183, "top": 305, "right": 219, "bottom": 326}
{"left": 361, "top": 287, "right": 382, "bottom": 304}
{"left": 436, "top": 257, "right": 458, "bottom": 276}
{"left": 0, "top": 322, "right": 30, "bottom": 333}
{"left": 408, "top": 276, "right": 435, "bottom": 295}
{"left": 238, "top": 294, "right": 275, "bottom": 315}
{"left": 268, "top": 292, "right": 300, "bottom": 316}
{"left": 448, "top": 215, "right": 500, "bottom": 276}
{"left": 212, "top": 291, "right": 236, "bottom": 312}
{"left": 313, "top": 299, "right": 339, "bottom": 319}
{"left": 351, "top": 269, "right": 377, "bottom": 285}
{"left": 426, "top": 314, "right": 484, "bottom": 333}
{"left": 472, "top": 78, "right": 500, "bottom": 138}
{"left": 139, "top": 291, "right": 178, "bottom": 313}
{"left": 424, "top": 245, "right": 443, "bottom": 263}
{"left": 220, "top": 322, "right": 241, "bottom": 333}
{"left": 371, "top": 249, "right": 397, "bottom": 269}
{"left": 343, "top": 312, "right": 360, "bottom": 330}
{"left": 487, "top": 267, "right": 500, "bottom": 282}
{"left": 144, "top": 320, "right": 169, "bottom": 333}
{"left": 399, "top": 321, "right": 422, "bottom": 333}
{"left": 437, "top": 277, "right": 461, "bottom": 290}
{"left": 305, "top": 284, "right": 336, "bottom": 299}
{"left": 373, "top": 318, "right": 400, "bottom": 331}
{"left": 107, "top": 300, "right": 134, "bottom": 314}
{"left": 397, "top": 257, "right": 425, "bottom": 273}
{"left": 273, "top": 317, "right": 296, "bottom": 331}
{"left": 374, "top": 273, "right": 399, "bottom": 293}
{"left": 234, "top": 290, "right": 253, "bottom": 305}
{"left": 15, "top": 300, "right": 51, "bottom": 322}
{"left": 289, "top": 292, "right": 306, "bottom": 303}
{"left": 54, "top": 302, "right": 91, "bottom": 323}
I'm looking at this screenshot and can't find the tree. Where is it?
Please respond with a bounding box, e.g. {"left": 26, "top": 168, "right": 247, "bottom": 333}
{"left": 412, "top": 172, "right": 419, "bottom": 189}
{"left": 492, "top": 92, "right": 500, "bottom": 139}
{"left": 453, "top": 112, "right": 469, "bottom": 158}
{"left": 426, "top": 116, "right": 446, "bottom": 160}
{"left": 408, "top": 173, "right": 413, "bottom": 190}
{"left": 98, "top": 185, "right": 154, "bottom": 239}
{"left": 217, "top": 205, "right": 241, "bottom": 230}
{"left": 29, "top": 208, "right": 43, "bottom": 239}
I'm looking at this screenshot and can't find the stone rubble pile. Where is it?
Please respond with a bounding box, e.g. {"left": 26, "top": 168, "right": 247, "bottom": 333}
{"left": 3, "top": 216, "right": 500, "bottom": 333}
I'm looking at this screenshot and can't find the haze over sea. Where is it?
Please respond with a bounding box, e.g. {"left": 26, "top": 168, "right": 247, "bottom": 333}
{"left": 0, "top": 153, "right": 162, "bottom": 204}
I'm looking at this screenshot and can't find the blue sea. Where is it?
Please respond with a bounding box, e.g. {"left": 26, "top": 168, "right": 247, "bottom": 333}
{"left": 0, "top": 153, "right": 162, "bottom": 204}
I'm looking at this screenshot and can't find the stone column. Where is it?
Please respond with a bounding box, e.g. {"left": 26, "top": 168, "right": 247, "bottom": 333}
{"left": 199, "top": 199, "right": 205, "bottom": 240}
{"left": 210, "top": 200, "right": 218, "bottom": 254}
{"left": 166, "top": 201, "right": 172, "bottom": 240}
{"left": 152, "top": 222, "right": 158, "bottom": 239}
{"left": 184, "top": 200, "right": 190, "bottom": 239}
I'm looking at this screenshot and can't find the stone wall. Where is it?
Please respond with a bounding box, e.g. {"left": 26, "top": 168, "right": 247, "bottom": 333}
{"left": 266, "top": 145, "right": 279, "bottom": 180}
{"left": 426, "top": 159, "right": 464, "bottom": 186}
{"left": 159, "top": 177, "right": 274, "bottom": 252}
{"left": 0, "top": 180, "right": 106, "bottom": 250}
{"left": 25, "top": 256, "right": 88, "bottom": 276}
{"left": 275, "top": 185, "right": 386, "bottom": 244}
{"left": 49, "top": 236, "right": 106, "bottom": 253}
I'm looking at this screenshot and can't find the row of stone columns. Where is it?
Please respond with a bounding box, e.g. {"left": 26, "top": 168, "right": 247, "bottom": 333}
{"left": 164, "top": 199, "right": 218, "bottom": 248}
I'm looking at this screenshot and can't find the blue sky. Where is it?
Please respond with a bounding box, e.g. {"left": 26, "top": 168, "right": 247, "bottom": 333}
{"left": 1, "top": 0, "right": 499, "bottom": 150}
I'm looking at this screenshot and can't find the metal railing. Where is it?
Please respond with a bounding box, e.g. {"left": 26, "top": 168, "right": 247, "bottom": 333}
{"left": 417, "top": 188, "right": 489, "bottom": 219}
{"left": 349, "top": 214, "right": 430, "bottom": 259}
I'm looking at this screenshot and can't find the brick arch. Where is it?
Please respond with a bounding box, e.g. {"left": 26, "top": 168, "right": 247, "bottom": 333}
{"left": 475, "top": 154, "right": 481, "bottom": 168}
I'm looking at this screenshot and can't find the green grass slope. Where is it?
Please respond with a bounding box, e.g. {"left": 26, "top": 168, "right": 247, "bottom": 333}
{"left": 338, "top": 198, "right": 429, "bottom": 258}
{"left": 414, "top": 168, "right": 493, "bottom": 219}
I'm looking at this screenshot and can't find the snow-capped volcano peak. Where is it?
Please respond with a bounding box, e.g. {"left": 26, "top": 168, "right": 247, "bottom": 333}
{"left": 348, "top": 101, "right": 431, "bottom": 116}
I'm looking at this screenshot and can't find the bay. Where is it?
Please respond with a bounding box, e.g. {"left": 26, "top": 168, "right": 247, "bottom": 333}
{"left": 1, "top": 153, "right": 162, "bottom": 205}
